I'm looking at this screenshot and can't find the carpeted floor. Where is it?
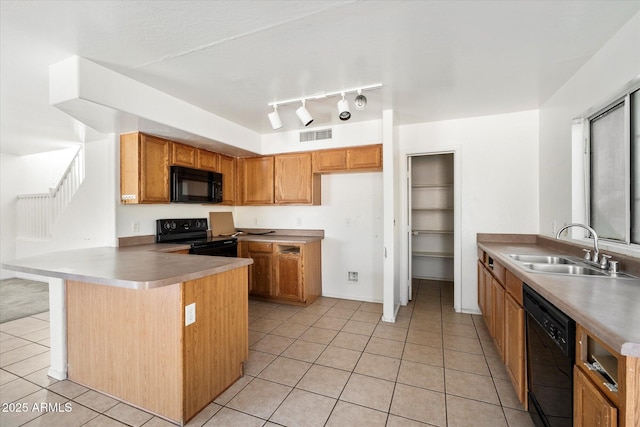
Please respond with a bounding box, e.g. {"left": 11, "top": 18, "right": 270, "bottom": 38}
{"left": 0, "top": 278, "right": 49, "bottom": 323}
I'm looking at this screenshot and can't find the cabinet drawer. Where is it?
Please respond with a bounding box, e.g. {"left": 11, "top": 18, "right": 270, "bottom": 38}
{"left": 247, "top": 242, "right": 273, "bottom": 253}
{"left": 505, "top": 270, "right": 523, "bottom": 305}
{"left": 486, "top": 256, "right": 506, "bottom": 285}
{"left": 576, "top": 324, "right": 621, "bottom": 406}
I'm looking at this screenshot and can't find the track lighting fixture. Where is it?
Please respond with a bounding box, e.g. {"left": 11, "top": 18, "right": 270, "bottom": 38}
{"left": 354, "top": 89, "right": 367, "bottom": 111}
{"left": 268, "top": 105, "right": 283, "bottom": 130}
{"left": 296, "top": 100, "right": 314, "bottom": 126}
{"left": 337, "top": 93, "right": 351, "bottom": 121}
{"left": 267, "top": 83, "right": 381, "bottom": 129}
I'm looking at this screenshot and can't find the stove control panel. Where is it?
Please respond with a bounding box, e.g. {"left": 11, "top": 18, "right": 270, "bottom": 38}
{"left": 156, "top": 218, "right": 208, "bottom": 242}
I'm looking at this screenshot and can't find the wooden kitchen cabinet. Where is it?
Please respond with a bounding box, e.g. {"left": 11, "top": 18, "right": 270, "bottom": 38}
{"left": 274, "top": 246, "right": 303, "bottom": 301}
{"left": 348, "top": 144, "right": 383, "bottom": 171}
{"left": 275, "top": 152, "right": 320, "bottom": 205}
{"left": 312, "top": 144, "right": 383, "bottom": 173}
{"left": 505, "top": 291, "right": 526, "bottom": 405}
{"left": 491, "top": 276, "right": 505, "bottom": 360}
{"left": 121, "top": 131, "right": 381, "bottom": 206}
{"left": 574, "top": 366, "right": 617, "bottom": 427}
{"left": 239, "top": 156, "right": 274, "bottom": 205}
{"left": 574, "top": 323, "right": 640, "bottom": 426}
{"left": 196, "top": 148, "right": 219, "bottom": 172}
{"left": 484, "top": 272, "right": 494, "bottom": 333}
{"left": 245, "top": 242, "right": 273, "bottom": 297}
{"left": 312, "top": 148, "right": 348, "bottom": 172}
{"left": 478, "top": 261, "right": 486, "bottom": 315}
{"left": 478, "top": 250, "right": 526, "bottom": 406}
{"left": 479, "top": 255, "right": 506, "bottom": 360}
{"left": 120, "top": 132, "right": 171, "bottom": 204}
{"left": 171, "top": 142, "right": 197, "bottom": 167}
{"left": 241, "top": 240, "right": 322, "bottom": 306}
{"left": 218, "top": 154, "right": 236, "bottom": 205}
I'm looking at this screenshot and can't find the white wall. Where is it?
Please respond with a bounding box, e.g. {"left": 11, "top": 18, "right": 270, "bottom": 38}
{"left": 234, "top": 172, "right": 384, "bottom": 302}
{"left": 260, "top": 119, "right": 382, "bottom": 154}
{"left": 15, "top": 137, "right": 117, "bottom": 261}
{"left": 1, "top": 147, "right": 82, "bottom": 278}
{"left": 398, "top": 110, "right": 539, "bottom": 313}
{"left": 539, "top": 12, "right": 640, "bottom": 238}
{"left": 1, "top": 153, "right": 21, "bottom": 278}
{"left": 1, "top": 138, "right": 117, "bottom": 278}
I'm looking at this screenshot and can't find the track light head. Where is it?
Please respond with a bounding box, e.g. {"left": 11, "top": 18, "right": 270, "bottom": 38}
{"left": 354, "top": 89, "right": 367, "bottom": 111}
{"left": 337, "top": 93, "right": 351, "bottom": 121}
{"left": 268, "top": 105, "right": 283, "bottom": 130}
{"left": 296, "top": 100, "right": 314, "bottom": 126}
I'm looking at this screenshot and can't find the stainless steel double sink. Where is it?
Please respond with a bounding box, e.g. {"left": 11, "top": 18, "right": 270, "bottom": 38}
{"left": 505, "top": 254, "right": 637, "bottom": 279}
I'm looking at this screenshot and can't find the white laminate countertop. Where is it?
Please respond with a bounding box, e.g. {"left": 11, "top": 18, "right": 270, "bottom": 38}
{"left": 478, "top": 240, "right": 640, "bottom": 357}
{"left": 2, "top": 246, "right": 252, "bottom": 290}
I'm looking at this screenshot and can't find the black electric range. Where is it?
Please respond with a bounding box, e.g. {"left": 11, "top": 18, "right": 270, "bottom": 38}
{"left": 156, "top": 218, "right": 238, "bottom": 257}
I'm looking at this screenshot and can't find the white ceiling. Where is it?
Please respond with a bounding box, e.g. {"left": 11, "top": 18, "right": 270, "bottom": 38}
{"left": 1, "top": 1, "right": 638, "bottom": 156}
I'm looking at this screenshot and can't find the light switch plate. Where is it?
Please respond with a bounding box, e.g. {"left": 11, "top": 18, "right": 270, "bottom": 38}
{"left": 185, "top": 303, "right": 196, "bottom": 326}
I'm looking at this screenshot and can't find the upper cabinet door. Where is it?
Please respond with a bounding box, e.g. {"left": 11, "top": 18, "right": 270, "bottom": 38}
{"left": 139, "top": 134, "right": 171, "bottom": 203}
{"left": 348, "top": 145, "right": 382, "bottom": 171}
{"left": 218, "top": 154, "right": 236, "bottom": 205}
{"left": 275, "top": 152, "right": 320, "bottom": 205}
{"left": 312, "top": 144, "right": 383, "bottom": 173}
{"left": 196, "top": 149, "right": 219, "bottom": 172}
{"left": 120, "top": 132, "right": 171, "bottom": 204}
{"left": 241, "top": 156, "right": 274, "bottom": 205}
{"left": 171, "top": 142, "right": 197, "bottom": 168}
{"left": 312, "top": 149, "right": 348, "bottom": 173}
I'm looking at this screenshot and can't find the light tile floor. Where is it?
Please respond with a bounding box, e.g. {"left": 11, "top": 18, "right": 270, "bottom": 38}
{"left": 0, "top": 279, "right": 535, "bottom": 426}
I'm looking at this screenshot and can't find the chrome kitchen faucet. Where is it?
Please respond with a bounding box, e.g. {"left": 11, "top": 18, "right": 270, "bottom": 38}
{"left": 556, "top": 223, "right": 608, "bottom": 268}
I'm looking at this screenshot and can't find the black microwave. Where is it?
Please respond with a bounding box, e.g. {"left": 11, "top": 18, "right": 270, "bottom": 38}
{"left": 171, "top": 166, "right": 222, "bottom": 204}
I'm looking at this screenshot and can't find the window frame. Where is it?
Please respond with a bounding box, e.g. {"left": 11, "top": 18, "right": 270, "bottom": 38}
{"left": 583, "top": 80, "right": 639, "bottom": 247}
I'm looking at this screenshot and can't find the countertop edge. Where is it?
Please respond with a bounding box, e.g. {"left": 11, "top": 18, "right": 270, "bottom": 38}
{"left": 2, "top": 251, "right": 253, "bottom": 290}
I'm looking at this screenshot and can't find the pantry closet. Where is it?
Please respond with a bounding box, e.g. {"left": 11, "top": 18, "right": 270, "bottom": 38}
{"left": 409, "top": 153, "right": 455, "bottom": 282}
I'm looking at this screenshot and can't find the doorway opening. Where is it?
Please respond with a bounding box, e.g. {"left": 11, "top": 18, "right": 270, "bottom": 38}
{"left": 408, "top": 153, "right": 454, "bottom": 303}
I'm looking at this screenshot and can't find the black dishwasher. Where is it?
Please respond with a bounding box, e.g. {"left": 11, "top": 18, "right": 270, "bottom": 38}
{"left": 523, "top": 284, "right": 575, "bottom": 427}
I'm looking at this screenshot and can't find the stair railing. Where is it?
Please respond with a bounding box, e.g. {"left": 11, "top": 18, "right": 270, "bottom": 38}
{"left": 16, "top": 146, "right": 85, "bottom": 240}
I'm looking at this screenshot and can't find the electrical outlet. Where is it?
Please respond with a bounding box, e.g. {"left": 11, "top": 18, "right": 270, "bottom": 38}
{"left": 348, "top": 271, "right": 359, "bottom": 282}
{"left": 185, "top": 303, "right": 196, "bottom": 326}
{"left": 132, "top": 220, "right": 140, "bottom": 232}
{"left": 296, "top": 217, "right": 302, "bottom": 226}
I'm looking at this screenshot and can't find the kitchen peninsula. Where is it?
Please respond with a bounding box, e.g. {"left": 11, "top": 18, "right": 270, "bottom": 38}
{"left": 2, "top": 247, "right": 252, "bottom": 425}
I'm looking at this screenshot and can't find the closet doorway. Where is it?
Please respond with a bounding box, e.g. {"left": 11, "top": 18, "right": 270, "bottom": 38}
{"left": 408, "top": 153, "right": 455, "bottom": 301}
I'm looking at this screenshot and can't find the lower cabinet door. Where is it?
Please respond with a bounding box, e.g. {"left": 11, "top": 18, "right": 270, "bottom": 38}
{"left": 248, "top": 252, "right": 272, "bottom": 297}
{"left": 492, "top": 278, "right": 505, "bottom": 360}
{"left": 574, "top": 366, "right": 617, "bottom": 427}
{"left": 504, "top": 293, "right": 526, "bottom": 406}
{"left": 274, "top": 252, "right": 303, "bottom": 302}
